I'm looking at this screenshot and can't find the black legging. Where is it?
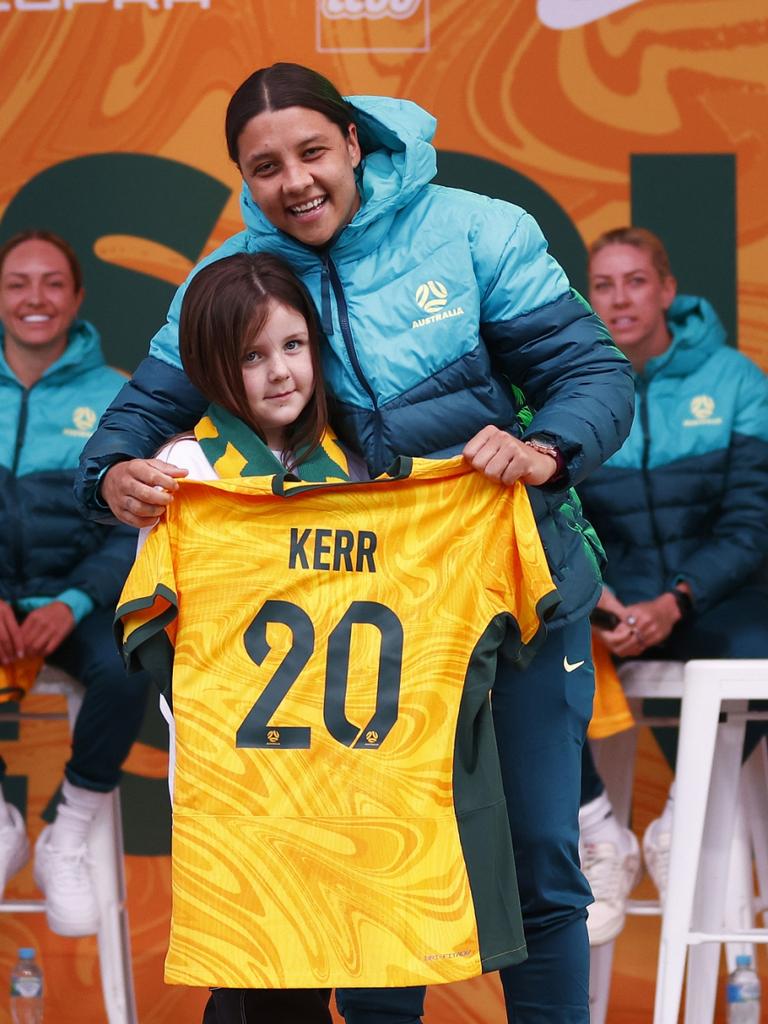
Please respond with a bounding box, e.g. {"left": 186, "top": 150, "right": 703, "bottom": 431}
{"left": 202, "top": 988, "right": 332, "bottom": 1023}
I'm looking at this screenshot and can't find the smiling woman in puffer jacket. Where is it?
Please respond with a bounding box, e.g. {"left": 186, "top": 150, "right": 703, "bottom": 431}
{"left": 0, "top": 229, "right": 150, "bottom": 939}
{"left": 73, "top": 64, "right": 635, "bottom": 1024}
{"left": 577, "top": 226, "right": 768, "bottom": 948}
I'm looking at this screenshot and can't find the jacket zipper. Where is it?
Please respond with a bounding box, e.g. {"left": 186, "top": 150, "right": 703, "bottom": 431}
{"left": 9, "top": 387, "right": 31, "bottom": 582}
{"left": 321, "top": 254, "right": 378, "bottom": 411}
{"left": 321, "top": 254, "right": 387, "bottom": 470}
{"left": 638, "top": 379, "right": 670, "bottom": 580}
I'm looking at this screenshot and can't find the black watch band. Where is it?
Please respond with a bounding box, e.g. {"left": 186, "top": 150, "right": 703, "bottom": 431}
{"left": 670, "top": 589, "right": 693, "bottom": 620}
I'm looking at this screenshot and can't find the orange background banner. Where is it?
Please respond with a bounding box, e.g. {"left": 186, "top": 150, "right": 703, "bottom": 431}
{"left": 1, "top": 1, "right": 766, "bottom": 1020}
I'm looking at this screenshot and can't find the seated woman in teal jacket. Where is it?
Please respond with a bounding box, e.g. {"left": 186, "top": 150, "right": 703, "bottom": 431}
{"left": 576, "top": 226, "right": 768, "bottom": 946}
{"left": 74, "top": 63, "right": 634, "bottom": 1024}
{"left": 0, "top": 230, "right": 150, "bottom": 940}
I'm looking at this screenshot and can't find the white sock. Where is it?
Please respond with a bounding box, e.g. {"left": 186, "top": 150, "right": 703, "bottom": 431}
{"left": 49, "top": 780, "right": 110, "bottom": 851}
{"left": 579, "top": 791, "right": 633, "bottom": 852}
{"left": 0, "top": 784, "right": 12, "bottom": 828}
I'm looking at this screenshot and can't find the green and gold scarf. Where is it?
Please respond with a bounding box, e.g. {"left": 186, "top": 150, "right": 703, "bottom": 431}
{"left": 193, "top": 403, "right": 353, "bottom": 482}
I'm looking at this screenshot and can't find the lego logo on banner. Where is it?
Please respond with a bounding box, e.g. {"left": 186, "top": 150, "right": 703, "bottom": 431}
{"left": 317, "top": 0, "right": 429, "bottom": 53}
{"left": 537, "top": 0, "right": 643, "bottom": 29}
{"left": 321, "top": 0, "right": 421, "bottom": 18}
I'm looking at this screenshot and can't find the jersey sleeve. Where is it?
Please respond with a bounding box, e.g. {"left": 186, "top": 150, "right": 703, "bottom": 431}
{"left": 482, "top": 481, "right": 560, "bottom": 663}
{"left": 114, "top": 516, "right": 179, "bottom": 703}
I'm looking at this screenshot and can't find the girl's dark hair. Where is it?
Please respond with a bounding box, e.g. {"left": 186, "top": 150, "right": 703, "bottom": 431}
{"left": 179, "top": 252, "right": 329, "bottom": 464}
{"left": 225, "top": 62, "right": 356, "bottom": 164}
{"left": 0, "top": 229, "right": 83, "bottom": 292}
{"left": 588, "top": 226, "right": 673, "bottom": 282}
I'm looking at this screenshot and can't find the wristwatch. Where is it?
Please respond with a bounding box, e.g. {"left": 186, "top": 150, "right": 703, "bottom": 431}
{"left": 669, "top": 588, "right": 694, "bottom": 620}
{"left": 524, "top": 438, "right": 566, "bottom": 482}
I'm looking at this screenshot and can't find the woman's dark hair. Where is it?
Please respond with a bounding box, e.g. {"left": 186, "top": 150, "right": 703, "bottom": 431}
{"left": 179, "top": 252, "right": 329, "bottom": 464}
{"left": 588, "top": 226, "right": 672, "bottom": 282}
{"left": 225, "top": 62, "right": 356, "bottom": 164}
{"left": 0, "top": 229, "right": 83, "bottom": 292}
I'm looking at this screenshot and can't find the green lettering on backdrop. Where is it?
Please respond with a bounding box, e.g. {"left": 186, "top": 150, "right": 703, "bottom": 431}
{"left": 631, "top": 154, "right": 736, "bottom": 343}
{"left": 436, "top": 150, "right": 737, "bottom": 345}
{"left": 435, "top": 150, "right": 589, "bottom": 296}
{"left": 0, "top": 153, "right": 231, "bottom": 371}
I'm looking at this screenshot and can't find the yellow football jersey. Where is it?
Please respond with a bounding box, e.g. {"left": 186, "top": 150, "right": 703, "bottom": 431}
{"left": 116, "top": 455, "right": 558, "bottom": 990}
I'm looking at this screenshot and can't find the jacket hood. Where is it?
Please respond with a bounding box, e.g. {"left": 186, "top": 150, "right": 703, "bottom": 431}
{"left": 239, "top": 95, "right": 438, "bottom": 254}
{"left": 645, "top": 294, "right": 727, "bottom": 380}
{"left": 0, "top": 319, "right": 105, "bottom": 386}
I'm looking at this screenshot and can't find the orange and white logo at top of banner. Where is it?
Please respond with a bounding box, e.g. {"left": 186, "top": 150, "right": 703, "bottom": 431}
{"left": 320, "top": 0, "right": 422, "bottom": 19}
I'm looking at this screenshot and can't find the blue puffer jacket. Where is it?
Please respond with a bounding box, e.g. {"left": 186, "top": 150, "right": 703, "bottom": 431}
{"left": 76, "top": 96, "right": 634, "bottom": 624}
{"left": 0, "top": 321, "right": 138, "bottom": 621}
{"left": 578, "top": 295, "right": 768, "bottom": 613}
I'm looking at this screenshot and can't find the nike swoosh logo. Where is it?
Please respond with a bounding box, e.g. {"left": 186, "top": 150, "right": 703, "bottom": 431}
{"left": 563, "top": 657, "right": 586, "bottom": 673}
{"left": 537, "top": 0, "right": 643, "bottom": 30}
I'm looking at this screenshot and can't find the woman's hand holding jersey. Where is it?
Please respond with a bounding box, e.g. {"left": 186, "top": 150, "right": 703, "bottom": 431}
{"left": 101, "top": 458, "right": 188, "bottom": 527}
{"left": 463, "top": 426, "right": 558, "bottom": 487}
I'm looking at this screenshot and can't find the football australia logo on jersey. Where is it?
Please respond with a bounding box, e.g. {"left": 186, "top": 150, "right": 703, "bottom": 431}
{"left": 316, "top": 0, "right": 430, "bottom": 53}
{"left": 63, "top": 405, "right": 98, "bottom": 438}
{"left": 683, "top": 394, "right": 723, "bottom": 427}
{"left": 412, "top": 280, "right": 465, "bottom": 330}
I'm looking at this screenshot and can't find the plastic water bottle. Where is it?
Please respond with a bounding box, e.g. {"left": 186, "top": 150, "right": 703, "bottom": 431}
{"left": 726, "top": 954, "right": 761, "bottom": 1024}
{"left": 9, "top": 948, "right": 43, "bottom": 1024}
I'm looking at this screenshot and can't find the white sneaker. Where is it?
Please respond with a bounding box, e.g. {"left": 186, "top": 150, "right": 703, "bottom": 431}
{"left": 33, "top": 826, "right": 99, "bottom": 936}
{"left": 0, "top": 805, "right": 30, "bottom": 898}
{"left": 642, "top": 817, "right": 671, "bottom": 903}
{"left": 581, "top": 829, "right": 642, "bottom": 945}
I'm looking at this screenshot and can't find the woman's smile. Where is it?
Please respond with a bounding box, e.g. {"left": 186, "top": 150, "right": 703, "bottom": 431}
{"left": 238, "top": 107, "right": 361, "bottom": 247}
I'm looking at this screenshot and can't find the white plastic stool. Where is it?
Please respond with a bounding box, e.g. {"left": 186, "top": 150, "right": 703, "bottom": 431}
{"left": 0, "top": 665, "right": 138, "bottom": 1024}
{"left": 587, "top": 660, "right": 768, "bottom": 1024}
{"left": 743, "top": 737, "right": 768, "bottom": 926}
{"left": 654, "top": 659, "right": 768, "bottom": 1024}
{"left": 588, "top": 661, "right": 684, "bottom": 1024}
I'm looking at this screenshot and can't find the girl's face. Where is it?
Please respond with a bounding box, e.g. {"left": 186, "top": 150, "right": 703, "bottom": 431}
{"left": 0, "top": 239, "right": 83, "bottom": 360}
{"left": 242, "top": 298, "right": 315, "bottom": 451}
{"left": 589, "top": 243, "right": 676, "bottom": 361}
{"left": 237, "top": 106, "right": 362, "bottom": 248}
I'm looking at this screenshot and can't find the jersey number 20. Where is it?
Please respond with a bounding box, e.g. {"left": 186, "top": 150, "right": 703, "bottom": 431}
{"left": 236, "top": 599, "right": 403, "bottom": 750}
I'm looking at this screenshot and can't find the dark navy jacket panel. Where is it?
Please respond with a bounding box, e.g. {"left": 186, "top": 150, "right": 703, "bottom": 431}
{"left": 0, "top": 466, "right": 136, "bottom": 608}
{"left": 0, "top": 320, "right": 138, "bottom": 613}
{"left": 482, "top": 291, "right": 633, "bottom": 485}
{"left": 579, "top": 295, "right": 768, "bottom": 614}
